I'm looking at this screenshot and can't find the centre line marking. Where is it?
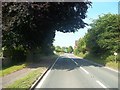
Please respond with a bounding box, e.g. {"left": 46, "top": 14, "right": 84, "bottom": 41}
{"left": 68, "top": 56, "right": 89, "bottom": 74}
{"left": 68, "top": 57, "right": 78, "bottom": 66}
{"left": 80, "top": 67, "right": 89, "bottom": 74}
{"left": 96, "top": 80, "right": 107, "bottom": 88}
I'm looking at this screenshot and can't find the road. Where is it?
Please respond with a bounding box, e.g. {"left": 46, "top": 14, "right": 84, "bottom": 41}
{"left": 35, "top": 53, "right": 119, "bottom": 89}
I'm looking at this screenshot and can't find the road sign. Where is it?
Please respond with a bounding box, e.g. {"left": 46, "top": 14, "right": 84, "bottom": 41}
{"left": 114, "top": 52, "right": 117, "bottom": 56}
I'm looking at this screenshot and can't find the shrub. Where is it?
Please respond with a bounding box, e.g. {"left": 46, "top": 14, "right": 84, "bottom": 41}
{"left": 11, "top": 49, "right": 26, "bottom": 64}
{"left": 74, "top": 49, "right": 79, "bottom": 55}
{"left": 106, "top": 55, "right": 119, "bottom": 62}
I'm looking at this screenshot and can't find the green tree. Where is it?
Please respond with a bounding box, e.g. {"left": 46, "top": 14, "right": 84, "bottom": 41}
{"left": 75, "top": 13, "right": 120, "bottom": 63}
{"left": 86, "top": 14, "right": 120, "bottom": 53}
{"left": 2, "top": 2, "right": 91, "bottom": 62}
{"left": 61, "top": 47, "right": 66, "bottom": 53}
{"left": 68, "top": 46, "right": 73, "bottom": 53}
{"left": 77, "top": 38, "right": 86, "bottom": 54}
{"left": 74, "top": 48, "right": 79, "bottom": 55}
{"left": 85, "top": 14, "right": 120, "bottom": 55}
{"left": 55, "top": 46, "right": 62, "bottom": 52}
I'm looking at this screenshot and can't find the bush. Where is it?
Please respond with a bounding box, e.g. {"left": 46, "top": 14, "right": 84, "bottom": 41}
{"left": 2, "top": 48, "right": 27, "bottom": 67}
{"left": 106, "top": 55, "right": 115, "bottom": 62}
{"left": 11, "top": 49, "right": 26, "bottom": 63}
{"left": 106, "top": 55, "right": 119, "bottom": 62}
{"left": 74, "top": 49, "right": 79, "bottom": 55}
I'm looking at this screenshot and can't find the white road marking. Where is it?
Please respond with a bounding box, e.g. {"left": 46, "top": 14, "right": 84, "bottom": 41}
{"left": 67, "top": 56, "right": 79, "bottom": 66}
{"left": 71, "top": 59, "right": 79, "bottom": 66}
{"left": 36, "top": 57, "right": 60, "bottom": 88}
{"left": 96, "top": 80, "right": 107, "bottom": 88}
{"left": 75, "top": 55, "right": 119, "bottom": 73}
{"left": 80, "top": 67, "right": 89, "bottom": 74}
{"left": 68, "top": 56, "right": 89, "bottom": 74}
{"left": 50, "top": 57, "right": 60, "bottom": 69}
{"left": 36, "top": 69, "right": 51, "bottom": 88}
{"left": 104, "top": 67, "right": 119, "bottom": 73}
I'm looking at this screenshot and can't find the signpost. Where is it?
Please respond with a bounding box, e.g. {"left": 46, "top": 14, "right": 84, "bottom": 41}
{"left": 114, "top": 52, "right": 117, "bottom": 63}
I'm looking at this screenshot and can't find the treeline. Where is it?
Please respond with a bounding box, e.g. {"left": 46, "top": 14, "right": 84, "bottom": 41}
{"left": 74, "top": 14, "right": 120, "bottom": 62}
{"left": 55, "top": 46, "right": 73, "bottom": 53}
{"left": 2, "top": 2, "right": 91, "bottom": 65}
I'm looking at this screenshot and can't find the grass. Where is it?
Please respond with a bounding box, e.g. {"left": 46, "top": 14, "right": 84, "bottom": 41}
{"left": 1, "top": 54, "right": 58, "bottom": 77}
{"left": 0, "top": 63, "right": 27, "bottom": 77}
{"left": 106, "top": 61, "right": 119, "bottom": 70}
{"left": 76, "top": 52, "right": 119, "bottom": 70}
{"left": 6, "top": 68, "right": 42, "bottom": 89}
{"left": 3, "top": 54, "right": 58, "bottom": 89}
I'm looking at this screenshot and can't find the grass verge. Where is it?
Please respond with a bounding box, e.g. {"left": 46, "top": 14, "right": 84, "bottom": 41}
{"left": 4, "top": 54, "right": 58, "bottom": 89}
{"left": 76, "top": 52, "right": 119, "bottom": 70}
{"left": 0, "top": 63, "right": 27, "bottom": 77}
{"left": 6, "top": 68, "right": 42, "bottom": 89}
{"left": 1, "top": 54, "right": 58, "bottom": 77}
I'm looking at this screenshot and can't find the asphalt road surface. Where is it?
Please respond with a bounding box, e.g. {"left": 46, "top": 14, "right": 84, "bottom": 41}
{"left": 35, "top": 53, "right": 119, "bottom": 89}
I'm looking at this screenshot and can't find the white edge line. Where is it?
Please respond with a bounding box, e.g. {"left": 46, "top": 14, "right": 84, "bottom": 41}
{"left": 35, "top": 56, "right": 60, "bottom": 88}
{"left": 96, "top": 80, "right": 107, "bottom": 88}
{"left": 67, "top": 56, "right": 89, "bottom": 74}
{"left": 50, "top": 56, "right": 60, "bottom": 69}
{"left": 104, "top": 67, "right": 119, "bottom": 73}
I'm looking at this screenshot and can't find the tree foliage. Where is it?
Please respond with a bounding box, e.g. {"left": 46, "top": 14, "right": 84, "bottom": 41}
{"left": 85, "top": 14, "right": 120, "bottom": 54}
{"left": 76, "top": 38, "right": 86, "bottom": 54}
{"left": 67, "top": 46, "right": 73, "bottom": 53}
{"left": 55, "top": 46, "right": 73, "bottom": 53}
{"left": 61, "top": 47, "right": 68, "bottom": 53}
{"left": 2, "top": 2, "right": 91, "bottom": 62}
{"left": 75, "top": 14, "right": 120, "bottom": 57}
{"left": 55, "top": 46, "right": 62, "bottom": 52}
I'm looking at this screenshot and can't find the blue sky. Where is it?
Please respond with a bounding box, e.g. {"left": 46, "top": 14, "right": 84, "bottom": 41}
{"left": 53, "top": 1, "right": 118, "bottom": 48}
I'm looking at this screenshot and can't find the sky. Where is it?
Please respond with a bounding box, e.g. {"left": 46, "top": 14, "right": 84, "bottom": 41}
{"left": 53, "top": 1, "right": 119, "bottom": 48}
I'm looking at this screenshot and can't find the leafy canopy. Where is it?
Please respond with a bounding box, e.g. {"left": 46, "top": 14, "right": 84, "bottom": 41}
{"left": 2, "top": 2, "right": 91, "bottom": 55}
{"left": 75, "top": 13, "right": 120, "bottom": 56}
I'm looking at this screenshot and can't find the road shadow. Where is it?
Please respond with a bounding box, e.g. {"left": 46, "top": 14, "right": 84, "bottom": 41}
{"left": 52, "top": 57, "right": 102, "bottom": 71}
{"left": 52, "top": 57, "right": 79, "bottom": 71}
{"left": 71, "top": 58, "right": 102, "bottom": 67}
{"left": 26, "top": 55, "right": 58, "bottom": 69}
